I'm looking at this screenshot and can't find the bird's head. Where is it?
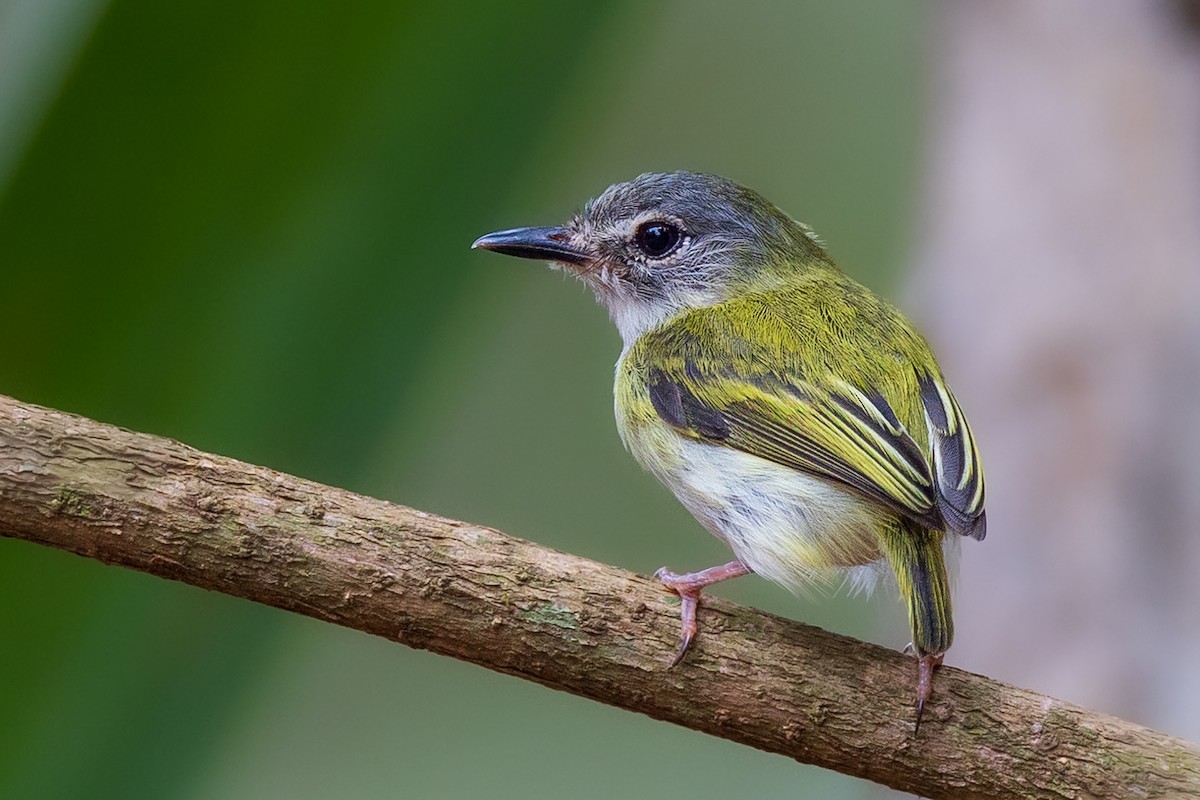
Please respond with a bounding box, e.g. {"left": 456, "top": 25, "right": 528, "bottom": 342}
{"left": 473, "top": 171, "right": 832, "bottom": 344}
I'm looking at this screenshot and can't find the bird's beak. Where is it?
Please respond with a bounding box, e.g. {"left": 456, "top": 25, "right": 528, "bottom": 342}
{"left": 471, "top": 226, "right": 590, "bottom": 267}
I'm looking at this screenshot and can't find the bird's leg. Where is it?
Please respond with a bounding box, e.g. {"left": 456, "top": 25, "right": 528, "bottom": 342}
{"left": 914, "top": 652, "right": 944, "bottom": 733}
{"left": 654, "top": 559, "right": 751, "bottom": 666}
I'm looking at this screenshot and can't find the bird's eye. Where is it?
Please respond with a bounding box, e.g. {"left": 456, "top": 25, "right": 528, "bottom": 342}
{"left": 633, "top": 221, "right": 683, "bottom": 259}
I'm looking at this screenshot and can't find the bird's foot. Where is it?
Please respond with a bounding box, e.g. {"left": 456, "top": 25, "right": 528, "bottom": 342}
{"left": 914, "top": 652, "right": 944, "bottom": 733}
{"left": 654, "top": 560, "right": 750, "bottom": 666}
{"left": 654, "top": 568, "right": 701, "bottom": 666}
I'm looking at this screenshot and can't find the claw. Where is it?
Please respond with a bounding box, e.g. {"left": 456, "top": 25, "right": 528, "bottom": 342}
{"left": 654, "top": 560, "right": 750, "bottom": 666}
{"left": 914, "top": 652, "right": 943, "bottom": 733}
{"left": 668, "top": 589, "right": 698, "bottom": 667}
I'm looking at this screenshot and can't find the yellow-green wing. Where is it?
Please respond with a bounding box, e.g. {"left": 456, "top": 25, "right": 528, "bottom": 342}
{"left": 645, "top": 362, "right": 946, "bottom": 531}
{"left": 638, "top": 357, "right": 984, "bottom": 537}
{"left": 628, "top": 279, "right": 986, "bottom": 539}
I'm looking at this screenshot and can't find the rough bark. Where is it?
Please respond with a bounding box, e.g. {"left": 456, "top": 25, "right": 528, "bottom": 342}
{"left": 1, "top": 394, "right": 1197, "bottom": 799}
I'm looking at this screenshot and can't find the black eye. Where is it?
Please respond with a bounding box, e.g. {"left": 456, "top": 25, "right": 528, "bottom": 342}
{"left": 633, "top": 221, "right": 683, "bottom": 259}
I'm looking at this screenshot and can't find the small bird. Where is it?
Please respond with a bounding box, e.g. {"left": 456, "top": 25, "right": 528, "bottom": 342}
{"left": 473, "top": 172, "right": 986, "bottom": 729}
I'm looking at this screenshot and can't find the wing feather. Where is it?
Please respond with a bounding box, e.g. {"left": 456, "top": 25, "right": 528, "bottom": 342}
{"left": 630, "top": 284, "right": 986, "bottom": 539}
{"left": 918, "top": 373, "right": 987, "bottom": 539}
{"left": 648, "top": 364, "right": 944, "bottom": 530}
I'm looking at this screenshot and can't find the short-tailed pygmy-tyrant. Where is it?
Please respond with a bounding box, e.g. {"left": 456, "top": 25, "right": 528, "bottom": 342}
{"left": 473, "top": 172, "right": 986, "bottom": 728}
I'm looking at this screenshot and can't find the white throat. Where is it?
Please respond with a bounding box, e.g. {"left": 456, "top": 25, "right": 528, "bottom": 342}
{"left": 606, "top": 296, "right": 685, "bottom": 352}
{"left": 601, "top": 283, "right": 730, "bottom": 353}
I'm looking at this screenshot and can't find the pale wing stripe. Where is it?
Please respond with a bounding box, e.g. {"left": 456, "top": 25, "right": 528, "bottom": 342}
{"left": 748, "top": 404, "right": 932, "bottom": 512}
{"left": 918, "top": 371, "right": 986, "bottom": 539}
{"left": 830, "top": 379, "right": 904, "bottom": 434}
{"left": 920, "top": 376, "right": 957, "bottom": 491}
{"left": 835, "top": 405, "right": 927, "bottom": 482}
{"left": 817, "top": 414, "right": 931, "bottom": 510}
{"left": 947, "top": 390, "right": 984, "bottom": 508}
{"left": 805, "top": 401, "right": 930, "bottom": 507}
{"left": 932, "top": 378, "right": 958, "bottom": 435}
{"left": 826, "top": 379, "right": 928, "bottom": 482}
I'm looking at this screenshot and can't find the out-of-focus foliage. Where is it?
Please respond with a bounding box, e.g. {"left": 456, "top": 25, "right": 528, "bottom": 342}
{"left": 0, "top": 2, "right": 925, "bottom": 798}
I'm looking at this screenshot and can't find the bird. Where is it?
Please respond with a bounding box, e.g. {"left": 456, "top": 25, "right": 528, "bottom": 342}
{"left": 472, "top": 171, "right": 986, "bottom": 730}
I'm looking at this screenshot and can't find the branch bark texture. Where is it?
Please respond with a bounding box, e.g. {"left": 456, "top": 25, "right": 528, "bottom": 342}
{"left": 1, "top": 394, "right": 1197, "bottom": 799}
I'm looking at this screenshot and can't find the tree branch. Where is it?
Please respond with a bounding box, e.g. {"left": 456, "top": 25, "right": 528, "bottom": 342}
{"left": 1, "top": 394, "right": 1196, "bottom": 799}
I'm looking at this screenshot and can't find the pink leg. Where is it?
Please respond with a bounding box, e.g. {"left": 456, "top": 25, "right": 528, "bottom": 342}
{"left": 914, "top": 652, "right": 944, "bottom": 733}
{"left": 654, "top": 559, "right": 751, "bottom": 666}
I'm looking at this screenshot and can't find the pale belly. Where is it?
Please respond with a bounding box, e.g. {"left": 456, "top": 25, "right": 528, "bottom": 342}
{"left": 623, "top": 418, "right": 892, "bottom": 594}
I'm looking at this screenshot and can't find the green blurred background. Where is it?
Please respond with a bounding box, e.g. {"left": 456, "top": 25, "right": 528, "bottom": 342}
{"left": 0, "top": 2, "right": 928, "bottom": 798}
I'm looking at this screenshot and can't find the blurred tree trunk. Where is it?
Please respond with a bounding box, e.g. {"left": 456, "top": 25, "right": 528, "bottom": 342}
{"left": 914, "top": 0, "right": 1200, "bottom": 742}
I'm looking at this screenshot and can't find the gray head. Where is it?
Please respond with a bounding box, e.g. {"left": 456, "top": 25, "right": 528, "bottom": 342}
{"left": 473, "top": 172, "right": 830, "bottom": 344}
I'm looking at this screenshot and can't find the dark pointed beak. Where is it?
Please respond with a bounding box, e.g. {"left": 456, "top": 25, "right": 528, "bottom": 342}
{"left": 471, "top": 226, "right": 590, "bottom": 267}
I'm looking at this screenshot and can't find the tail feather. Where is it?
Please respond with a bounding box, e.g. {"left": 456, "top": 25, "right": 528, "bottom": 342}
{"left": 881, "top": 522, "right": 953, "bottom": 656}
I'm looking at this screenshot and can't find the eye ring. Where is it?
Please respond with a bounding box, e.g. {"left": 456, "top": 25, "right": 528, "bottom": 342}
{"left": 633, "top": 220, "right": 684, "bottom": 259}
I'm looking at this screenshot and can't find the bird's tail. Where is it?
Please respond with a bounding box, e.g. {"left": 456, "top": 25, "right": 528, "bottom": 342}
{"left": 882, "top": 522, "right": 953, "bottom": 657}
